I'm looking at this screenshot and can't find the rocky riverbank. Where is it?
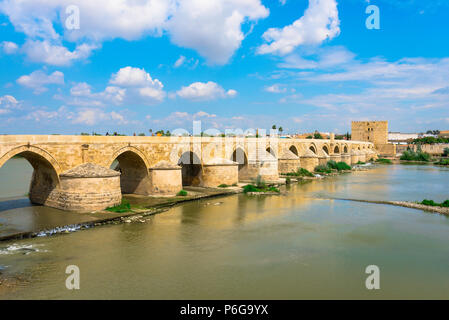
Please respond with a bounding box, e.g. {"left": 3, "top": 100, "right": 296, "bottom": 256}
{"left": 329, "top": 198, "right": 449, "bottom": 216}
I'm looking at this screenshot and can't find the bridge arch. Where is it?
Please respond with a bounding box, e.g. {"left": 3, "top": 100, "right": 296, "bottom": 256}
{"left": 308, "top": 143, "right": 318, "bottom": 155}
{"left": 343, "top": 145, "right": 348, "bottom": 153}
{"left": 289, "top": 145, "right": 299, "bottom": 157}
{"left": 266, "top": 147, "right": 276, "bottom": 158}
{"left": 0, "top": 145, "right": 60, "bottom": 205}
{"left": 178, "top": 151, "right": 202, "bottom": 186}
{"left": 108, "top": 146, "right": 151, "bottom": 195}
{"left": 322, "top": 145, "right": 330, "bottom": 156}
{"left": 231, "top": 147, "right": 248, "bottom": 181}
{"left": 334, "top": 145, "right": 340, "bottom": 154}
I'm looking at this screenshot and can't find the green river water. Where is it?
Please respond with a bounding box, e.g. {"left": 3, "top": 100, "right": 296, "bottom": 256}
{"left": 0, "top": 158, "right": 448, "bottom": 299}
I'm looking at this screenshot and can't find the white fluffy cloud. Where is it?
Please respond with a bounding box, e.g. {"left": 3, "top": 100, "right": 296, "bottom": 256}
{"left": 65, "top": 67, "right": 165, "bottom": 107}
{"left": 176, "top": 81, "right": 237, "bottom": 101}
{"left": 1, "top": 41, "right": 18, "bottom": 54}
{"left": 258, "top": 0, "right": 340, "bottom": 55}
{"left": 265, "top": 84, "right": 287, "bottom": 93}
{"left": 21, "top": 40, "right": 97, "bottom": 66}
{"left": 0, "top": 95, "right": 19, "bottom": 115}
{"left": 110, "top": 66, "right": 165, "bottom": 103}
{"left": 167, "top": 0, "right": 269, "bottom": 64}
{"left": 17, "top": 70, "right": 64, "bottom": 94}
{"left": 72, "top": 109, "right": 127, "bottom": 125}
{"left": 0, "top": 0, "right": 269, "bottom": 65}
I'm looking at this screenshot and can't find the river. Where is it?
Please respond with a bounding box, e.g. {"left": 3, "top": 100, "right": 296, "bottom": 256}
{"left": 0, "top": 158, "right": 448, "bottom": 299}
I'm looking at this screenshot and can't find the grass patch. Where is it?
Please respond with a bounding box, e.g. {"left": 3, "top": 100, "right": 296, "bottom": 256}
{"left": 177, "top": 190, "right": 188, "bottom": 196}
{"left": 285, "top": 168, "right": 314, "bottom": 177}
{"left": 356, "top": 161, "right": 366, "bottom": 165}
{"left": 376, "top": 158, "right": 392, "bottom": 164}
{"left": 420, "top": 199, "right": 449, "bottom": 208}
{"left": 218, "top": 184, "right": 229, "bottom": 188}
{"left": 106, "top": 199, "right": 132, "bottom": 213}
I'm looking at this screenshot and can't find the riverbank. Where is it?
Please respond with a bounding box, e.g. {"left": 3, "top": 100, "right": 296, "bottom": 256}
{"left": 331, "top": 198, "right": 449, "bottom": 216}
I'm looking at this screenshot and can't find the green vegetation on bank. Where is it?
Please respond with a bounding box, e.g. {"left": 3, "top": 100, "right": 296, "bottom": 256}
{"left": 412, "top": 137, "right": 449, "bottom": 144}
{"left": 376, "top": 158, "right": 392, "bottom": 164}
{"left": 400, "top": 149, "right": 431, "bottom": 162}
{"left": 314, "top": 165, "right": 332, "bottom": 174}
{"left": 420, "top": 199, "right": 449, "bottom": 208}
{"left": 444, "top": 148, "right": 449, "bottom": 157}
{"left": 177, "top": 190, "right": 188, "bottom": 196}
{"left": 314, "top": 161, "right": 351, "bottom": 174}
{"left": 106, "top": 199, "right": 132, "bottom": 213}
{"left": 434, "top": 159, "right": 449, "bottom": 166}
{"left": 243, "top": 176, "right": 280, "bottom": 194}
{"left": 243, "top": 184, "right": 280, "bottom": 194}
{"left": 285, "top": 167, "right": 315, "bottom": 177}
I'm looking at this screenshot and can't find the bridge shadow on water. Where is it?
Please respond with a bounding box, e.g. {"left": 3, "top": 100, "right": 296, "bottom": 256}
{"left": 0, "top": 197, "right": 34, "bottom": 213}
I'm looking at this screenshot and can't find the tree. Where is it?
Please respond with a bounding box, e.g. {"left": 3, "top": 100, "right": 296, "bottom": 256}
{"left": 279, "top": 127, "right": 283, "bottom": 134}
{"left": 272, "top": 125, "right": 277, "bottom": 130}
{"left": 444, "top": 148, "right": 449, "bottom": 157}
{"left": 313, "top": 132, "right": 323, "bottom": 139}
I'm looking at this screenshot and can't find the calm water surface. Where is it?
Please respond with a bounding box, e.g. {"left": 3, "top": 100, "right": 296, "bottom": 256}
{"left": 0, "top": 158, "right": 448, "bottom": 299}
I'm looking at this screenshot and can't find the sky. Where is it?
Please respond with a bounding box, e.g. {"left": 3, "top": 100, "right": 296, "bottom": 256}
{"left": 0, "top": 0, "right": 448, "bottom": 135}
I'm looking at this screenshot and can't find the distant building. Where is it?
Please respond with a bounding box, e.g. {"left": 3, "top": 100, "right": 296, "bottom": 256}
{"left": 389, "top": 132, "right": 437, "bottom": 144}
{"left": 388, "top": 132, "right": 419, "bottom": 144}
{"left": 439, "top": 130, "right": 449, "bottom": 138}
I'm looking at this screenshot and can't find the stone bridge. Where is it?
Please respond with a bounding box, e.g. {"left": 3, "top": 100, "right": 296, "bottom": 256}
{"left": 0, "top": 135, "right": 376, "bottom": 212}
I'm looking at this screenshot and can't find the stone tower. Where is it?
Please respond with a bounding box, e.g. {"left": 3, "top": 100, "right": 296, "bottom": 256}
{"left": 351, "top": 121, "right": 395, "bottom": 156}
{"left": 351, "top": 121, "right": 388, "bottom": 145}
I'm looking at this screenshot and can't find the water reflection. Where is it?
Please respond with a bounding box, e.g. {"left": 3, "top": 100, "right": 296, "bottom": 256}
{"left": 1, "top": 164, "right": 449, "bottom": 299}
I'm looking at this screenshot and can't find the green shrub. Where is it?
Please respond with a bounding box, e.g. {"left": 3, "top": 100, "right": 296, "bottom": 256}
{"left": 243, "top": 184, "right": 260, "bottom": 193}
{"left": 298, "top": 168, "right": 314, "bottom": 177}
{"left": 243, "top": 184, "right": 280, "bottom": 194}
{"left": 218, "top": 184, "right": 229, "bottom": 188}
{"left": 376, "top": 158, "right": 392, "bottom": 164}
{"left": 285, "top": 177, "right": 291, "bottom": 184}
{"left": 356, "top": 161, "right": 366, "bottom": 165}
{"left": 106, "top": 199, "right": 132, "bottom": 213}
{"left": 443, "top": 148, "right": 449, "bottom": 157}
{"left": 285, "top": 167, "right": 315, "bottom": 177}
{"left": 336, "top": 162, "right": 351, "bottom": 171}
{"left": 177, "top": 190, "right": 188, "bottom": 196}
{"left": 267, "top": 186, "right": 280, "bottom": 193}
{"left": 314, "top": 165, "right": 332, "bottom": 174}
{"left": 420, "top": 199, "right": 449, "bottom": 207}
{"left": 400, "top": 150, "right": 431, "bottom": 162}
{"left": 327, "top": 160, "right": 338, "bottom": 169}
{"left": 435, "top": 159, "right": 449, "bottom": 165}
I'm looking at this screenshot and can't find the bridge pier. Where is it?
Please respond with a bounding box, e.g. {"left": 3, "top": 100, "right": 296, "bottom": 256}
{"left": 341, "top": 153, "right": 352, "bottom": 165}
{"left": 45, "top": 163, "right": 122, "bottom": 212}
{"left": 330, "top": 154, "right": 342, "bottom": 163}
{"left": 148, "top": 161, "right": 182, "bottom": 196}
{"left": 201, "top": 159, "right": 238, "bottom": 187}
{"left": 278, "top": 150, "right": 300, "bottom": 174}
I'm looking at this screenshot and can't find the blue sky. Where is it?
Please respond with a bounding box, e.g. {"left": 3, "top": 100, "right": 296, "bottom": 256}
{"left": 0, "top": 0, "right": 448, "bottom": 135}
